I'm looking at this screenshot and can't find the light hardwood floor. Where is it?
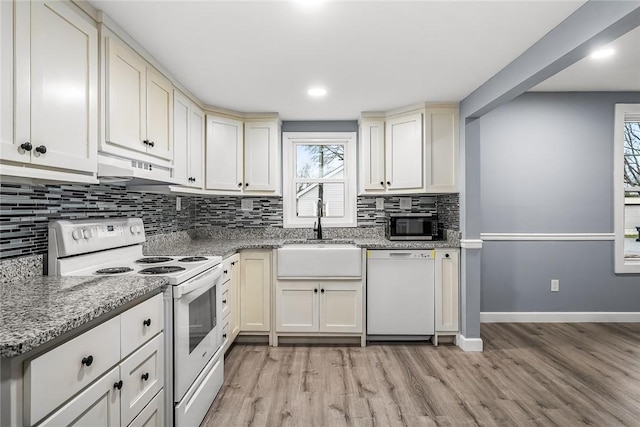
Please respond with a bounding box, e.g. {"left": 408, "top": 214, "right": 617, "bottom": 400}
{"left": 202, "top": 323, "right": 640, "bottom": 426}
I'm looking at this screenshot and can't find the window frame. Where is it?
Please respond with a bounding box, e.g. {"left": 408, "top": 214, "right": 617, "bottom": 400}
{"left": 614, "top": 103, "right": 640, "bottom": 273}
{"left": 282, "top": 132, "right": 357, "bottom": 228}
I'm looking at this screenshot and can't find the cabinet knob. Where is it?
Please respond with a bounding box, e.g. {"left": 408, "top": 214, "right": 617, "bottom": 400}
{"left": 238, "top": 183, "right": 242, "bottom": 187}
{"left": 223, "top": 299, "right": 227, "bottom": 304}
{"left": 224, "top": 270, "right": 228, "bottom": 274}
{"left": 231, "top": 261, "right": 236, "bottom": 266}
{"left": 245, "top": 183, "right": 249, "bottom": 187}
{"left": 223, "top": 333, "right": 227, "bottom": 338}
{"left": 380, "top": 181, "right": 384, "bottom": 186}
{"left": 143, "top": 318, "right": 151, "bottom": 327}
{"left": 149, "top": 141, "right": 155, "bottom": 148}
{"left": 35, "top": 145, "right": 47, "bottom": 154}
{"left": 386, "top": 181, "right": 391, "bottom": 186}
{"left": 20, "top": 142, "right": 32, "bottom": 151}
{"left": 113, "top": 380, "right": 123, "bottom": 390}
{"left": 143, "top": 139, "right": 149, "bottom": 146}
{"left": 81, "top": 355, "right": 94, "bottom": 366}
{"left": 445, "top": 253, "right": 450, "bottom": 258}
{"left": 314, "top": 288, "right": 318, "bottom": 293}
{"left": 321, "top": 289, "right": 325, "bottom": 294}
{"left": 141, "top": 372, "right": 149, "bottom": 381}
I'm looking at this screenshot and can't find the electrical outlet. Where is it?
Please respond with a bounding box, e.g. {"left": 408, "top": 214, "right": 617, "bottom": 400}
{"left": 551, "top": 279, "right": 559, "bottom": 292}
{"left": 376, "top": 197, "right": 384, "bottom": 211}
{"left": 399, "top": 197, "right": 412, "bottom": 210}
{"left": 176, "top": 196, "right": 181, "bottom": 211}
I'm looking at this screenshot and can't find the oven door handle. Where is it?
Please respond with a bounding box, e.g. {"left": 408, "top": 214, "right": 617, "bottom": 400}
{"left": 173, "top": 265, "right": 222, "bottom": 299}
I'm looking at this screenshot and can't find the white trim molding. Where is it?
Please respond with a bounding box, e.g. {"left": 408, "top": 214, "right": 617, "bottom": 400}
{"left": 480, "top": 233, "right": 614, "bottom": 241}
{"left": 460, "top": 239, "right": 483, "bottom": 249}
{"left": 457, "top": 334, "right": 484, "bottom": 352}
{"left": 481, "top": 312, "right": 640, "bottom": 323}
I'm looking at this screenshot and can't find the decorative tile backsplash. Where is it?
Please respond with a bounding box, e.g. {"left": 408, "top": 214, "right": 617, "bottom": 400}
{"left": 0, "top": 183, "right": 195, "bottom": 259}
{"left": 0, "top": 182, "right": 459, "bottom": 260}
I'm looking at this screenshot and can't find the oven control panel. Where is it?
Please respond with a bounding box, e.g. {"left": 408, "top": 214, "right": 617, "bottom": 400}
{"left": 49, "top": 218, "right": 146, "bottom": 258}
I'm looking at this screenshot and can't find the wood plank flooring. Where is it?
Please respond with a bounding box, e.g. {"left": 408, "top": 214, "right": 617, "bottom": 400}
{"left": 202, "top": 323, "right": 640, "bottom": 426}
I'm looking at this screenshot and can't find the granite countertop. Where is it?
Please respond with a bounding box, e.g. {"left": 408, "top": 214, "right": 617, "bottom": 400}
{"left": 146, "top": 236, "right": 459, "bottom": 258}
{"left": 0, "top": 276, "right": 167, "bottom": 358}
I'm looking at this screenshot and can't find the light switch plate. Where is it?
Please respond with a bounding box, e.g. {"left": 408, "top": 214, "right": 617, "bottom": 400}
{"left": 376, "top": 197, "right": 384, "bottom": 211}
{"left": 241, "top": 199, "right": 253, "bottom": 211}
{"left": 399, "top": 197, "right": 412, "bottom": 210}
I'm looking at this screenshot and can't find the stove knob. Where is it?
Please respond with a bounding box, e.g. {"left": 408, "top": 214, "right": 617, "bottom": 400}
{"left": 130, "top": 225, "right": 140, "bottom": 234}
{"left": 72, "top": 230, "right": 83, "bottom": 240}
{"left": 82, "top": 228, "right": 94, "bottom": 239}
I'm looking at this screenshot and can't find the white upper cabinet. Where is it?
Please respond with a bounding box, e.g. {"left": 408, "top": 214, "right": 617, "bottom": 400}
{"left": 105, "top": 35, "right": 173, "bottom": 162}
{"left": 1, "top": 0, "right": 98, "bottom": 182}
{"left": 173, "top": 91, "right": 204, "bottom": 188}
{"left": 205, "top": 114, "right": 244, "bottom": 192}
{"left": 205, "top": 115, "right": 280, "bottom": 195}
{"left": 359, "top": 105, "right": 459, "bottom": 195}
{"left": 425, "top": 107, "right": 459, "bottom": 192}
{"left": 385, "top": 112, "right": 424, "bottom": 192}
{"left": 244, "top": 120, "right": 280, "bottom": 193}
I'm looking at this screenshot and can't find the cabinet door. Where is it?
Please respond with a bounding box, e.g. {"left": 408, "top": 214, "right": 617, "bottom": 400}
{"left": 0, "top": 0, "right": 14, "bottom": 160}
{"left": 244, "top": 121, "right": 279, "bottom": 193}
{"left": 276, "top": 281, "right": 319, "bottom": 332}
{"left": 426, "top": 107, "right": 458, "bottom": 193}
{"left": 13, "top": 0, "right": 97, "bottom": 172}
{"left": 359, "top": 119, "right": 386, "bottom": 192}
{"left": 38, "top": 367, "right": 120, "bottom": 427}
{"left": 206, "top": 115, "right": 243, "bottom": 192}
{"left": 188, "top": 105, "right": 205, "bottom": 187}
{"left": 106, "top": 36, "right": 146, "bottom": 153}
{"left": 228, "top": 254, "right": 241, "bottom": 339}
{"left": 146, "top": 67, "right": 173, "bottom": 160}
{"left": 435, "top": 250, "right": 459, "bottom": 332}
{"left": 240, "top": 250, "right": 271, "bottom": 332}
{"left": 319, "top": 283, "right": 363, "bottom": 333}
{"left": 173, "top": 91, "right": 190, "bottom": 185}
{"left": 128, "top": 389, "right": 163, "bottom": 427}
{"left": 385, "top": 112, "right": 424, "bottom": 192}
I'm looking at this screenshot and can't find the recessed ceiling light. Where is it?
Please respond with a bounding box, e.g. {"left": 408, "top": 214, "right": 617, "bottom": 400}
{"left": 308, "top": 87, "right": 327, "bottom": 97}
{"left": 590, "top": 47, "right": 615, "bottom": 59}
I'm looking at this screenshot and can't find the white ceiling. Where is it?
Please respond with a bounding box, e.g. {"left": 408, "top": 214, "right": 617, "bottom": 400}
{"left": 89, "top": 0, "right": 588, "bottom": 120}
{"left": 531, "top": 25, "right": 640, "bottom": 92}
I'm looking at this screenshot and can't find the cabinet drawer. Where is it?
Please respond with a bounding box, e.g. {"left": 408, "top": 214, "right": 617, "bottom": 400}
{"left": 128, "top": 389, "right": 164, "bottom": 427}
{"left": 121, "top": 293, "right": 163, "bottom": 358}
{"left": 38, "top": 366, "right": 120, "bottom": 427}
{"left": 120, "top": 333, "right": 164, "bottom": 427}
{"left": 221, "top": 258, "right": 232, "bottom": 283}
{"left": 24, "top": 316, "right": 121, "bottom": 425}
{"left": 221, "top": 284, "right": 230, "bottom": 320}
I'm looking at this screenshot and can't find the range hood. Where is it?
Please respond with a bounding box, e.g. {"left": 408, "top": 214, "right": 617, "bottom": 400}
{"left": 98, "top": 153, "right": 181, "bottom": 186}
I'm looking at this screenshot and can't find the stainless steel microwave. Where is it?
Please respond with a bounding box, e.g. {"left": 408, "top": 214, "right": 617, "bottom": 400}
{"left": 386, "top": 213, "right": 438, "bottom": 240}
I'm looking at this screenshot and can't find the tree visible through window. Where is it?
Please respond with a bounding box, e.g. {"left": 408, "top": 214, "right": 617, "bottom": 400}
{"left": 623, "top": 120, "right": 640, "bottom": 259}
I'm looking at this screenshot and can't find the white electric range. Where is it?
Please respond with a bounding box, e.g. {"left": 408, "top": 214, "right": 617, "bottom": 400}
{"left": 48, "top": 218, "right": 225, "bottom": 427}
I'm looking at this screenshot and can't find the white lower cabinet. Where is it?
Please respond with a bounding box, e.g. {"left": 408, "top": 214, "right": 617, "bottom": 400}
{"left": 128, "top": 390, "right": 163, "bottom": 427}
{"left": 240, "top": 250, "right": 271, "bottom": 332}
{"left": 435, "top": 249, "right": 460, "bottom": 342}
{"left": 276, "top": 281, "right": 362, "bottom": 334}
{"left": 21, "top": 294, "right": 164, "bottom": 427}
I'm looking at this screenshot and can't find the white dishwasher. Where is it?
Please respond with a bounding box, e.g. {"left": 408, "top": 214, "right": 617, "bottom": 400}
{"left": 367, "top": 250, "right": 435, "bottom": 338}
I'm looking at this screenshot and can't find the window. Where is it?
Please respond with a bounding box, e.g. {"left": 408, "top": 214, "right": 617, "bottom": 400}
{"left": 614, "top": 104, "right": 640, "bottom": 273}
{"left": 282, "top": 132, "right": 357, "bottom": 228}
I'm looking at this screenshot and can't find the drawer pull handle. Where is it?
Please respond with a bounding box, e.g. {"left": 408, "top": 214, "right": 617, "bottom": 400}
{"left": 113, "top": 380, "right": 123, "bottom": 390}
{"left": 81, "top": 355, "right": 94, "bottom": 366}
{"left": 143, "top": 318, "right": 151, "bottom": 327}
{"left": 141, "top": 372, "right": 149, "bottom": 381}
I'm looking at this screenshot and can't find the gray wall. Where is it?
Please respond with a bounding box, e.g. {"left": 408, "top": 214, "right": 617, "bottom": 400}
{"left": 480, "top": 92, "right": 640, "bottom": 312}
{"left": 281, "top": 121, "right": 358, "bottom": 133}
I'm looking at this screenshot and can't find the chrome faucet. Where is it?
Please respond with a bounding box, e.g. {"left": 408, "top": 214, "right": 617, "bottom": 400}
{"left": 313, "top": 199, "right": 323, "bottom": 240}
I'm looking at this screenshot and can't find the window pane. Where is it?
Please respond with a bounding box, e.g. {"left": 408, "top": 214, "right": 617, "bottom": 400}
{"left": 296, "top": 145, "right": 344, "bottom": 178}
{"left": 624, "top": 122, "right": 640, "bottom": 186}
{"left": 295, "top": 182, "right": 345, "bottom": 218}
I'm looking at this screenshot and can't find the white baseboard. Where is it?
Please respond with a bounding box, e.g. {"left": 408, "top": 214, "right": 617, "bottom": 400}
{"left": 457, "top": 334, "right": 484, "bottom": 352}
{"left": 481, "top": 312, "right": 640, "bottom": 323}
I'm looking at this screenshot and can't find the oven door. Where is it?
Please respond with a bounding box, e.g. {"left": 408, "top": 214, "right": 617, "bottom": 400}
{"left": 173, "top": 265, "right": 223, "bottom": 402}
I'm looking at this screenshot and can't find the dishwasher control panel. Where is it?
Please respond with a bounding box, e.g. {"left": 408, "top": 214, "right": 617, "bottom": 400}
{"left": 367, "top": 250, "right": 434, "bottom": 260}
